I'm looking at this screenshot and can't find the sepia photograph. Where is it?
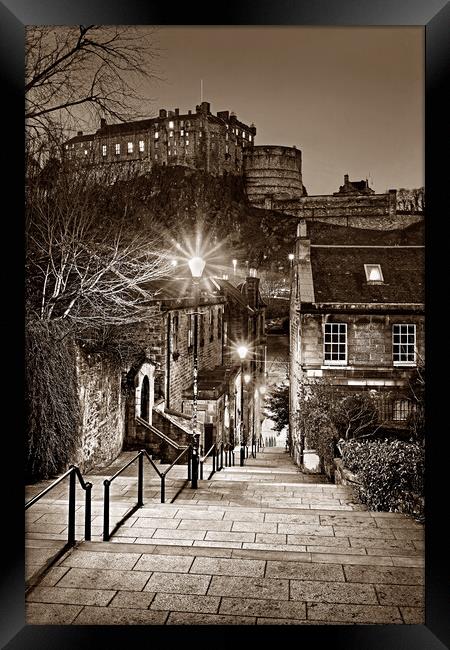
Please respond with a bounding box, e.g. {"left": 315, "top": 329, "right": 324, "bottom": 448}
{"left": 21, "top": 23, "right": 429, "bottom": 629}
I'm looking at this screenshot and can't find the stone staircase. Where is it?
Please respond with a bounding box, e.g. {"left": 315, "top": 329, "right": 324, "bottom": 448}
{"left": 25, "top": 447, "right": 424, "bottom": 625}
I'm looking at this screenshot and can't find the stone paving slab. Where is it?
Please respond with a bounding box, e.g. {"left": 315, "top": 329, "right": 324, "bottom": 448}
{"left": 219, "top": 596, "right": 307, "bottom": 619}
{"left": 307, "top": 602, "right": 403, "bottom": 624}
{"left": 144, "top": 571, "right": 211, "bottom": 595}
{"left": 58, "top": 567, "right": 151, "bottom": 591}
{"left": 207, "top": 575, "right": 289, "bottom": 600}
{"left": 27, "top": 586, "right": 115, "bottom": 606}
{"left": 266, "top": 560, "right": 345, "bottom": 582}
{"left": 150, "top": 592, "right": 220, "bottom": 614}
{"left": 26, "top": 603, "right": 83, "bottom": 624}
{"left": 73, "top": 606, "right": 169, "bottom": 625}
{"left": 290, "top": 580, "right": 378, "bottom": 605}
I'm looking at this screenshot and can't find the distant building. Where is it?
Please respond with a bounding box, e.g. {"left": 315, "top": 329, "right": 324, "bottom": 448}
{"left": 64, "top": 101, "right": 256, "bottom": 177}
{"left": 333, "top": 173, "right": 375, "bottom": 196}
{"left": 289, "top": 219, "right": 425, "bottom": 469}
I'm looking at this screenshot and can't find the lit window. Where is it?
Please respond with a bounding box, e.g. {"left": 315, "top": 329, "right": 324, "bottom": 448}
{"left": 154, "top": 154, "right": 158, "bottom": 160}
{"left": 393, "top": 324, "right": 416, "bottom": 365}
{"left": 393, "top": 398, "right": 414, "bottom": 421}
{"left": 199, "top": 132, "right": 202, "bottom": 138}
{"left": 225, "top": 145, "right": 229, "bottom": 154}
{"left": 154, "top": 131, "right": 159, "bottom": 139}
{"left": 181, "top": 129, "right": 184, "bottom": 136}
{"left": 65, "top": 144, "right": 69, "bottom": 150}
{"left": 186, "top": 121, "right": 190, "bottom": 128}
{"left": 226, "top": 133, "right": 229, "bottom": 141}
{"left": 180, "top": 120, "right": 184, "bottom": 127}
{"left": 169, "top": 120, "right": 174, "bottom": 129}
{"left": 324, "top": 323, "right": 347, "bottom": 365}
{"left": 186, "top": 140, "right": 189, "bottom": 146}
{"left": 185, "top": 132, "right": 189, "bottom": 137}
{"left": 169, "top": 131, "right": 174, "bottom": 138}
{"left": 243, "top": 132, "right": 246, "bottom": 139}
{"left": 226, "top": 124, "right": 229, "bottom": 130}
{"left": 139, "top": 140, "right": 145, "bottom": 152}
{"left": 249, "top": 134, "right": 252, "bottom": 142}
{"left": 127, "top": 142, "right": 133, "bottom": 153}
{"left": 115, "top": 143, "right": 120, "bottom": 155}
{"left": 155, "top": 141, "right": 159, "bottom": 149}
{"left": 365, "top": 264, "right": 383, "bottom": 282}
{"left": 168, "top": 149, "right": 171, "bottom": 156}
{"left": 102, "top": 145, "right": 107, "bottom": 156}
{"left": 84, "top": 149, "right": 88, "bottom": 156}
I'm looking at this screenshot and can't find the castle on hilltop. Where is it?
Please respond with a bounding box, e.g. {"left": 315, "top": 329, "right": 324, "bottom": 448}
{"left": 65, "top": 100, "right": 422, "bottom": 231}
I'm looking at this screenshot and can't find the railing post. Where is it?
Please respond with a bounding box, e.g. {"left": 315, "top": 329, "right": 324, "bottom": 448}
{"left": 212, "top": 447, "right": 216, "bottom": 473}
{"left": 84, "top": 482, "right": 92, "bottom": 542}
{"left": 103, "top": 480, "right": 110, "bottom": 542}
{"left": 68, "top": 469, "right": 76, "bottom": 546}
{"left": 200, "top": 459, "right": 204, "bottom": 480}
{"left": 161, "top": 474, "right": 166, "bottom": 504}
{"left": 137, "top": 452, "right": 144, "bottom": 508}
{"left": 187, "top": 445, "right": 192, "bottom": 481}
{"left": 232, "top": 450, "right": 235, "bottom": 466}
{"left": 191, "top": 446, "right": 199, "bottom": 489}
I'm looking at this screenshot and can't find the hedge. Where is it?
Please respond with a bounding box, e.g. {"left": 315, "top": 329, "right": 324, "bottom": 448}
{"left": 340, "top": 439, "right": 424, "bottom": 520}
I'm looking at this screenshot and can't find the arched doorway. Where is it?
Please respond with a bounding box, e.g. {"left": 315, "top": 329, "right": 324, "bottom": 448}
{"left": 140, "top": 375, "right": 150, "bottom": 421}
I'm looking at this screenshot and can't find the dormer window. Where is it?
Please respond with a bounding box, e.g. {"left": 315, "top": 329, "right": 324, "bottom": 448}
{"left": 365, "top": 264, "right": 383, "bottom": 283}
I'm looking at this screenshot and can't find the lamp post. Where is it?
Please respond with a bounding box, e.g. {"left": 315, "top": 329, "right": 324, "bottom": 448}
{"left": 232, "top": 258, "right": 237, "bottom": 278}
{"left": 237, "top": 345, "right": 248, "bottom": 467}
{"left": 188, "top": 256, "right": 206, "bottom": 489}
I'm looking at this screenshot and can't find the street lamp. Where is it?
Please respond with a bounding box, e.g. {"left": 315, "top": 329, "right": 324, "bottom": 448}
{"left": 188, "top": 255, "right": 206, "bottom": 489}
{"left": 237, "top": 345, "right": 248, "bottom": 466}
{"left": 288, "top": 253, "right": 295, "bottom": 268}
{"left": 232, "top": 259, "right": 237, "bottom": 278}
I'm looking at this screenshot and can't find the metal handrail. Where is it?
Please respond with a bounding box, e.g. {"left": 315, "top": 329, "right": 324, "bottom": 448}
{"left": 25, "top": 465, "right": 92, "bottom": 545}
{"left": 135, "top": 416, "right": 187, "bottom": 451}
{"left": 103, "top": 446, "right": 192, "bottom": 541}
{"left": 199, "top": 443, "right": 216, "bottom": 480}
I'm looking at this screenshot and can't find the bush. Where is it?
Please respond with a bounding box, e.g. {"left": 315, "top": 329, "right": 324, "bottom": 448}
{"left": 340, "top": 439, "right": 424, "bottom": 520}
{"left": 25, "top": 320, "right": 81, "bottom": 480}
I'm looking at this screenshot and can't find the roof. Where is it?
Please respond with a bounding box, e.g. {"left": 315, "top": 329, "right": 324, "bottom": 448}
{"left": 307, "top": 221, "right": 424, "bottom": 246}
{"left": 142, "top": 276, "right": 224, "bottom": 305}
{"left": 310, "top": 246, "right": 424, "bottom": 305}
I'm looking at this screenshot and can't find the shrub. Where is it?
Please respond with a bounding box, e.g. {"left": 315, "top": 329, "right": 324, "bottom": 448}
{"left": 340, "top": 439, "right": 424, "bottom": 520}
{"left": 25, "top": 320, "right": 81, "bottom": 480}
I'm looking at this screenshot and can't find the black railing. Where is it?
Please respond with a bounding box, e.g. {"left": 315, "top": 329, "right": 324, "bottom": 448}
{"left": 25, "top": 465, "right": 92, "bottom": 546}
{"left": 223, "top": 445, "right": 236, "bottom": 467}
{"left": 103, "top": 447, "right": 191, "bottom": 541}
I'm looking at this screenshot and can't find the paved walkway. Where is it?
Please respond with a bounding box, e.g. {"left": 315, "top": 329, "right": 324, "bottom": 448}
{"left": 25, "top": 447, "right": 424, "bottom": 625}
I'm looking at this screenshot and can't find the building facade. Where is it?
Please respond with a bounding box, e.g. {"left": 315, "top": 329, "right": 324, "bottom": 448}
{"left": 289, "top": 219, "right": 425, "bottom": 469}
{"left": 65, "top": 101, "right": 256, "bottom": 177}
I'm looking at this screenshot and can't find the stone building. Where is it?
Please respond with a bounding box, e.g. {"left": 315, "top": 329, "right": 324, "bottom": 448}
{"left": 121, "top": 271, "right": 266, "bottom": 460}
{"left": 289, "top": 219, "right": 424, "bottom": 469}
{"left": 64, "top": 101, "right": 256, "bottom": 177}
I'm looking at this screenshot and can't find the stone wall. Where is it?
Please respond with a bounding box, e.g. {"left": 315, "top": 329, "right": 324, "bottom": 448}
{"left": 75, "top": 347, "right": 126, "bottom": 472}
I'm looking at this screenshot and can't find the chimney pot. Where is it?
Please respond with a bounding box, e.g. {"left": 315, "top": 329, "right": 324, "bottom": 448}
{"left": 344, "top": 174, "right": 349, "bottom": 184}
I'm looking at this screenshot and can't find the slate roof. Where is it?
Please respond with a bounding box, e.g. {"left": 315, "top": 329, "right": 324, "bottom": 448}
{"left": 307, "top": 221, "right": 424, "bottom": 246}
{"left": 310, "top": 246, "right": 424, "bottom": 305}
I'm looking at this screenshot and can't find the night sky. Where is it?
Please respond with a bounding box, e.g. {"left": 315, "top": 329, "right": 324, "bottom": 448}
{"left": 143, "top": 26, "right": 424, "bottom": 196}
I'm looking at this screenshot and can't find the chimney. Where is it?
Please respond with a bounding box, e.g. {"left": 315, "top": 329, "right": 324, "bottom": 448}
{"left": 168, "top": 110, "right": 174, "bottom": 117}
{"left": 77, "top": 131, "right": 83, "bottom": 136}
{"left": 245, "top": 271, "right": 260, "bottom": 309}
{"left": 100, "top": 118, "right": 107, "bottom": 128}
{"left": 174, "top": 108, "right": 179, "bottom": 116}
{"left": 200, "top": 101, "right": 210, "bottom": 114}
{"left": 159, "top": 109, "right": 167, "bottom": 118}
{"left": 344, "top": 174, "right": 349, "bottom": 184}
{"left": 188, "top": 110, "right": 192, "bottom": 115}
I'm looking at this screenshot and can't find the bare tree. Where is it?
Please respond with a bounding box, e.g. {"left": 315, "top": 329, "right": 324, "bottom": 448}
{"left": 25, "top": 25, "right": 160, "bottom": 156}
{"left": 26, "top": 161, "right": 173, "bottom": 329}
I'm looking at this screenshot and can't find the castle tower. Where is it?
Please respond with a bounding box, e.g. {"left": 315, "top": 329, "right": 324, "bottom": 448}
{"left": 243, "top": 145, "right": 304, "bottom": 207}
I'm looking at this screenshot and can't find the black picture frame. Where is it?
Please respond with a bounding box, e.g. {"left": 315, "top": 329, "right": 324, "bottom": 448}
{"left": 1, "top": 1, "right": 448, "bottom": 648}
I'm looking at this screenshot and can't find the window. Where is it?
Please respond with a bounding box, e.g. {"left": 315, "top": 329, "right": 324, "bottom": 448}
{"left": 249, "top": 134, "right": 252, "bottom": 142}
{"left": 393, "top": 398, "right": 414, "bottom": 421}
{"left": 225, "top": 145, "right": 229, "bottom": 154}
{"left": 226, "top": 133, "right": 229, "bottom": 141}
{"left": 365, "top": 264, "right": 383, "bottom": 282}
{"left": 324, "top": 322, "right": 347, "bottom": 365}
{"left": 180, "top": 120, "right": 184, "bottom": 127}
{"left": 154, "top": 131, "right": 159, "bottom": 139}
{"left": 84, "top": 149, "right": 88, "bottom": 156}
{"left": 186, "top": 140, "right": 189, "bottom": 146}
{"left": 115, "top": 143, "right": 120, "bottom": 155}
{"left": 155, "top": 141, "right": 159, "bottom": 149}
{"left": 102, "top": 145, "right": 107, "bottom": 157}
{"left": 199, "top": 314, "right": 205, "bottom": 347}
{"left": 243, "top": 132, "right": 246, "bottom": 139}
{"left": 169, "top": 131, "right": 174, "bottom": 138}
{"left": 139, "top": 140, "right": 145, "bottom": 152}
{"left": 169, "top": 120, "right": 174, "bottom": 129}
{"left": 127, "top": 142, "right": 133, "bottom": 153}
{"left": 154, "top": 154, "right": 158, "bottom": 160}
{"left": 188, "top": 314, "right": 195, "bottom": 350}
{"left": 170, "top": 313, "right": 179, "bottom": 354}
{"left": 209, "top": 310, "right": 214, "bottom": 342}
{"left": 393, "top": 324, "right": 416, "bottom": 365}
{"left": 217, "top": 309, "right": 222, "bottom": 339}
{"left": 181, "top": 129, "right": 184, "bottom": 136}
